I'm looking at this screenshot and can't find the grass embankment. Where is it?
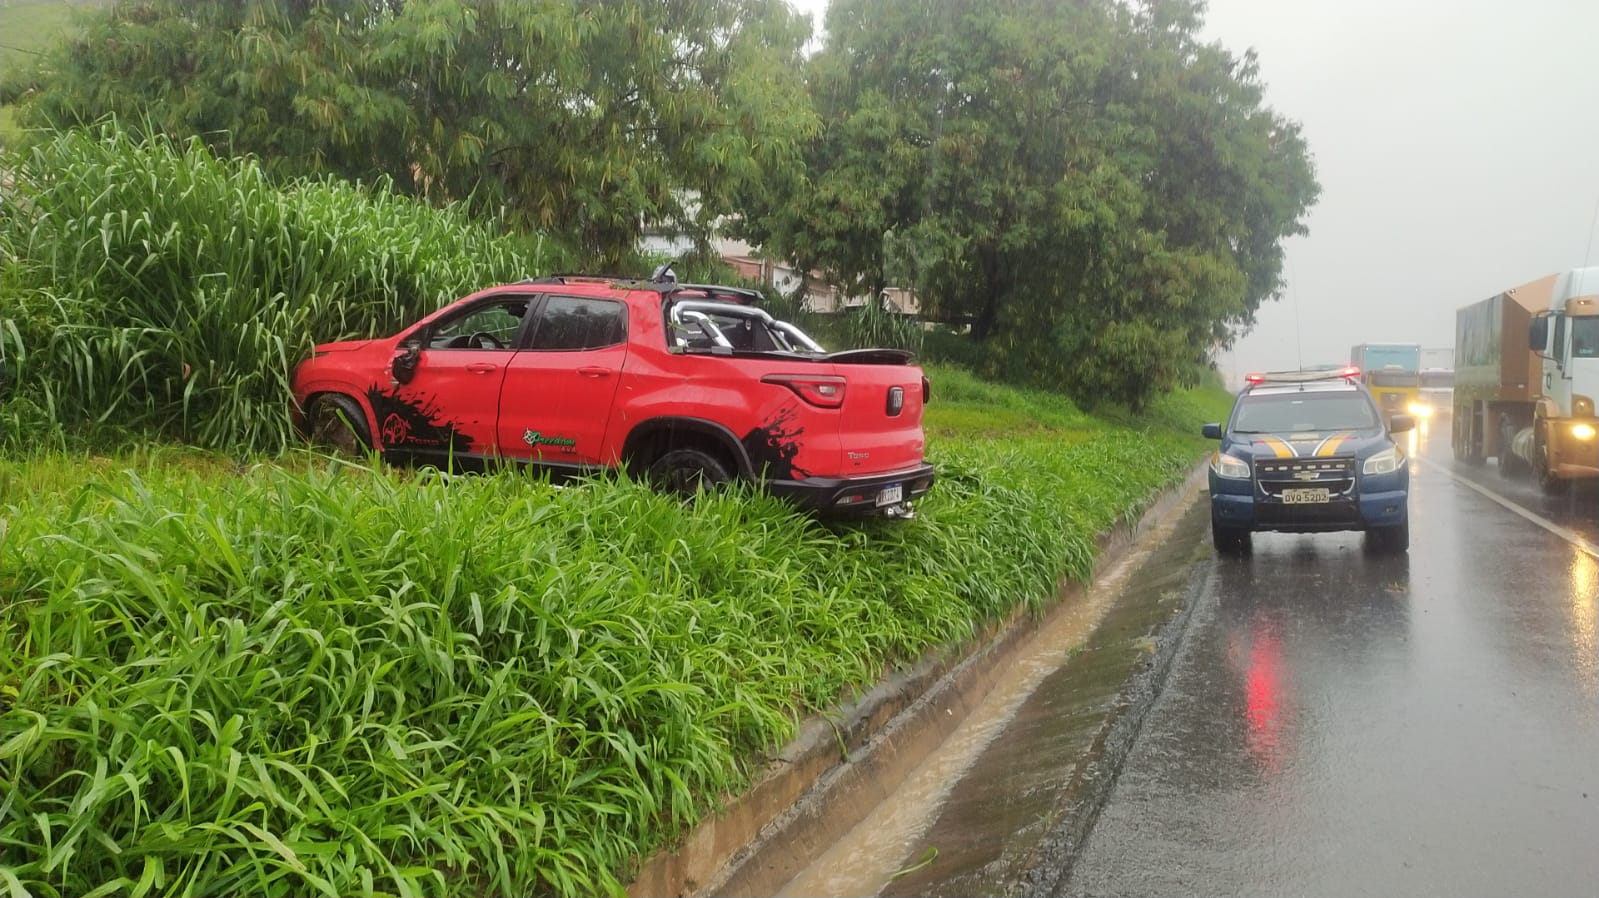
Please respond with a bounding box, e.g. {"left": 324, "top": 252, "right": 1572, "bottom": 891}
{"left": 0, "top": 374, "right": 1230, "bottom": 898}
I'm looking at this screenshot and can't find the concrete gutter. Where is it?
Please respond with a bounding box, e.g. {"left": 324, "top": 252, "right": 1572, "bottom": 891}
{"left": 625, "top": 463, "right": 1209, "bottom": 898}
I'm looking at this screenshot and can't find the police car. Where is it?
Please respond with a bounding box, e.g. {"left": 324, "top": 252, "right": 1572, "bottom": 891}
{"left": 1202, "top": 368, "right": 1415, "bottom": 554}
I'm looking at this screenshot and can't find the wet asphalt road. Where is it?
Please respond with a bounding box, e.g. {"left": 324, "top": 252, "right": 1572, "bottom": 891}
{"left": 1060, "top": 417, "right": 1599, "bottom": 897}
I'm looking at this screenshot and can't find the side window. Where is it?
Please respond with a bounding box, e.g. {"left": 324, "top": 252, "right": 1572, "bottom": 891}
{"left": 426, "top": 298, "right": 530, "bottom": 350}
{"left": 529, "top": 297, "right": 627, "bottom": 351}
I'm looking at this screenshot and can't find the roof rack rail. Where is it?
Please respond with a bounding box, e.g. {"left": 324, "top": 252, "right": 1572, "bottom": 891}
{"left": 511, "top": 270, "right": 766, "bottom": 305}
{"left": 664, "top": 283, "right": 765, "bottom": 305}
{"left": 515, "top": 273, "right": 641, "bottom": 285}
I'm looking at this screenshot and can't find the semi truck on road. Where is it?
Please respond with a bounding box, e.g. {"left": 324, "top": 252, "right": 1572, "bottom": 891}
{"left": 1452, "top": 268, "right": 1599, "bottom": 492}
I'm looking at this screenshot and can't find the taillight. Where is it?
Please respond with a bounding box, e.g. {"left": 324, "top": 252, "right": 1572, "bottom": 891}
{"left": 762, "top": 374, "right": 847, "bottom": 408}
{"left": 921, "top": 375, "right": 931, "bottom": 404}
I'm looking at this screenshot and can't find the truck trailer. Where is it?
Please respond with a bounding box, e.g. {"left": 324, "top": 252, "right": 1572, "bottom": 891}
{"left": 1452, "top": 269, "right": 1599, "bottom": 491}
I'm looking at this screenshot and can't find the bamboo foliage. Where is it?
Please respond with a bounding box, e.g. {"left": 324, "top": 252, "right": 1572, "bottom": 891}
{"left": 0, "top": 125, "right": 560, "bottom": 452}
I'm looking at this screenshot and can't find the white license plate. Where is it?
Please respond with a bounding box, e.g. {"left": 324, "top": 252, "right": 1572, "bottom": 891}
{"left": 876, "top": 483, "right": 904, "bottom": 507}
{"left": 1281, "top": 487, "right": 1330, "bottom": 504}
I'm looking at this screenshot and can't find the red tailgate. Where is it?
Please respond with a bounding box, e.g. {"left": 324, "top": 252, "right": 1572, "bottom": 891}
{"left": 833, "top": 360, "right": 928, "bottom": 476}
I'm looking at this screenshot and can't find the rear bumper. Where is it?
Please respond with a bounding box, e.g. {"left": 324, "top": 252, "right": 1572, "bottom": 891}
{"left": 767, "top": 464, "right": 936, "bottom": 515}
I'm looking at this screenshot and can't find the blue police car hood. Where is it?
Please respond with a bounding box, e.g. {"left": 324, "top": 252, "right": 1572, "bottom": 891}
{"left": 1231, "top": 426, "right": 1393, "bottom": 461}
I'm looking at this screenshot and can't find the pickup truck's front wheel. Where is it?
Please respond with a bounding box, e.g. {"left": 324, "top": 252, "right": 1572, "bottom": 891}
{"left": 306, "top": 393, "right": 371, "bottom": 456}
{"left": 648, "top": 448, "right": 732, "bottom": 498}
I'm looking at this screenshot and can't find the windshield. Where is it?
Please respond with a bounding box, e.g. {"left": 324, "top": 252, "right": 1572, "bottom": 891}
{"left": 1232, "top": 393, "right": 1380, "bottom": 433}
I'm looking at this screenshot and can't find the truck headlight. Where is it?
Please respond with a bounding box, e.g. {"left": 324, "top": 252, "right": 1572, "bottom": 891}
{"left": 1211, "top": 451, "right": 1251, "bottom": 480}
{"left": 1363, "top": 447, "right": 1405, "bottom": 475}
{"left": 1406, "top": 401, "right": 1432, "bottom": 417}
{"left": 1573, "top": 423, "right": 1597, "bottom": 441}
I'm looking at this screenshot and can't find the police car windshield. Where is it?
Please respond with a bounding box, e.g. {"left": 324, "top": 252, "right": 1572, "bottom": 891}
{"left": 1232, "top": 393, "right": 1380, "bottom": 433}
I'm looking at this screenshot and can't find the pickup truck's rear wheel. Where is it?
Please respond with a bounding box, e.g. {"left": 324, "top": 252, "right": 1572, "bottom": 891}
{"left": 648, "top": 448, "right": 733, "bottom": 498}
{"left": 306, "top": 394, "right": 371, "bottom": 456}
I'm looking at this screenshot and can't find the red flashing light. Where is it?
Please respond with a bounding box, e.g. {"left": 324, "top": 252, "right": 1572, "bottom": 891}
{"left": 1245, "top": 373, "right": 1265, "bottom": 384}
{"left": 1341, "top": 366, "right": 1361, "bottom": 379}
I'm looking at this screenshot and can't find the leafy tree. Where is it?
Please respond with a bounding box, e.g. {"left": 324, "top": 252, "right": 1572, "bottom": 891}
{"left": 18, "top": 0, "right": 819, "bottom": 267}
{"left": 739, "top": 0, "right": 1318, "bottom": 407}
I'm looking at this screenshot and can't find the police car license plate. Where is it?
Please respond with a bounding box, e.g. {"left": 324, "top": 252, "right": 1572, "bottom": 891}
{"left": 876, "top": 483, "right": 904, "bottom": 507}
{"left": 1282, "top": 488, "right": 1330, "bottom": 504}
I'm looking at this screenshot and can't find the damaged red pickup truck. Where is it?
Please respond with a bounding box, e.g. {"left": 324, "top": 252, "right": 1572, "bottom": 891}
{"left": 291, "top": 271, "right": 935, "bottom": 517}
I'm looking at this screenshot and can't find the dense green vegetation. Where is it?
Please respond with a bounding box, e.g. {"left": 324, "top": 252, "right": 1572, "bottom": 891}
{"left": 0, "top": 126, "right": 564, "bottom": 453}
{"left": 0, "top": 0, "right": 105, "bottom": 146}
{"left": 6, "top": 0, "right": 1317, "bottom": 409}
{"left": 0, "top": 370, "right": 1228, "bottom": 898}
{"left": 740, "top": 0, "right": 1318, "bottom": 407}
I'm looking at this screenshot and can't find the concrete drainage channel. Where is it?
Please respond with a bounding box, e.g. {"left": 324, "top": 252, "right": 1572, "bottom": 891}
{"left": 626, "top": 465, "right": 1212, "bottom": 898}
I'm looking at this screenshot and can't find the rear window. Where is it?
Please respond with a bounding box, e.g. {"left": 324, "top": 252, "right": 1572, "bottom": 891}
{"left": 1232, "top": 393, "right": 1380, "bottom": 433}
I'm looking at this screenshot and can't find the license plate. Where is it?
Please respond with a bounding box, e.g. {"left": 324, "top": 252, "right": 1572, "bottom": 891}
{"left": 876, "top": 483, "right": 904, "bottom": 507}
{"left": 1281, "top": 487, "right": 1330, "bottom": 504}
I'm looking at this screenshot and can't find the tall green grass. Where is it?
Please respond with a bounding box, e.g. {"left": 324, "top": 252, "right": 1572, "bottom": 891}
{"left": 0, "top": 125, "right": 566, "bottom": 453}
{"left": 0, "top": 377, "right": 1220, "bottom": 898}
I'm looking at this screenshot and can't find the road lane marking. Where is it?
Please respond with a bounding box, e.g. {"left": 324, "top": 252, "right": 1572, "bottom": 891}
{"left": 1417, "top": 457, "right": 1599, "bottom": 560}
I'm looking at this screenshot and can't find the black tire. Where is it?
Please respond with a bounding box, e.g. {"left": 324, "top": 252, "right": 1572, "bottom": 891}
{"left": 1535, "top": 430, "right": 1568, "bottom": 495}
{"left": 1211, "top": 519, "right": 1252, "bottom": 555}
{"left": 1366, "top": 521, "right": 1409, "bottom": 554}
{"left": 306, "top": 393, "right": 371, "bottom": 456}
{"left": 647, "top": 448, "right": 733, "bottom": 499}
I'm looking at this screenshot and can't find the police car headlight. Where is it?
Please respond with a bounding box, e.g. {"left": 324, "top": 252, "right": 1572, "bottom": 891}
{"left": 1211, "top": 451, "right": 1251, "bottom": 480}
{"left": 1362, "top": 447, "right": 1404, "bottom": 475}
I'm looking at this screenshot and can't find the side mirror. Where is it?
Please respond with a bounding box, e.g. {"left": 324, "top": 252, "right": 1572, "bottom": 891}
{"left": 392, "top": 344, "right": 420, "bottom": 384}
{"left": 1388, "top": 414, "right": 1416, "bottom": 434}
{"left": 1201, "top": 422, "right": 1222, "bottom": 439}
{"left": 1529, "top": 316, "right": 1549, "bottom": 352}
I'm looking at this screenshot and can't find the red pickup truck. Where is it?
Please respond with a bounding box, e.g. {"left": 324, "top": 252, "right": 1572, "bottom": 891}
{"left": 291, "top": 272, "right": 935, "bottom": 516}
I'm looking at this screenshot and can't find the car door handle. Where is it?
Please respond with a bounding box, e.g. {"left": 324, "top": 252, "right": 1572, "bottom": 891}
{"left": 466, "top": 363, "right": 498, "bottom": 374}
{"left": 578, "top": 367, "right": 611, "bottom": 378}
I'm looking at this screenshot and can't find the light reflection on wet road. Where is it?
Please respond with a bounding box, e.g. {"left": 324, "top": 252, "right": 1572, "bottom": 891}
{"left": 1062, "top": 417, "right": 1599, "bottom": 897}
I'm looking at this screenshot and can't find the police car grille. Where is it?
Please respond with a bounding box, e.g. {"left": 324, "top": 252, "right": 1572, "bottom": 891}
{"left": 1255, "top": 458, "right": 1355, "bottom": 496}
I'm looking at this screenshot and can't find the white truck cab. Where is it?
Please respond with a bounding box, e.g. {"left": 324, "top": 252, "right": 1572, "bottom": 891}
{"left": 1525, "top": 266, "right": 1599, "bottom": 491}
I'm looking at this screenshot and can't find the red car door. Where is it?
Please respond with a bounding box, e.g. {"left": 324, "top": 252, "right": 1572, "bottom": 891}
{"left": 375, "top": 294, "right": 532, "bottom": 463}
{"left": 497, "top": 296, "right": 628, "bottom": 466}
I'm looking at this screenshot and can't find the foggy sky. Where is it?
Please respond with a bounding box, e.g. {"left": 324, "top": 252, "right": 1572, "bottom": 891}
{"left": 791, "top": 0, "right": 1599, "bottom": 385}
{"left": 1201, "top": 0, "right": 1599, "bottom": 382}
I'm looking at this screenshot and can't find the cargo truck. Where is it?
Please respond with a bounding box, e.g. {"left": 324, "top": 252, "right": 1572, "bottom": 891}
{"left": 1452, "top": 268, "right": 1599, "bottom": 492}
{"left": 1350, "top": 343, "right": 1423, "bottom": 417}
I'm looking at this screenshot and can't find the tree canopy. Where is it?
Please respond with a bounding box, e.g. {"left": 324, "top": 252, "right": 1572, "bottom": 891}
{"left": 19, "top": 0, "right": 819, "bottom": 266}
{"left": 737, "top": 0, "right": 1319, "bottom": 406}
{"left": 15, "top": 0, "right": 1318, "bottom": 408}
